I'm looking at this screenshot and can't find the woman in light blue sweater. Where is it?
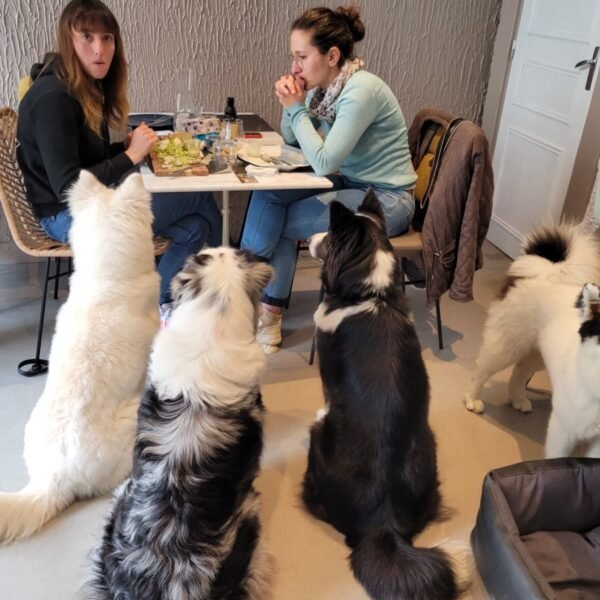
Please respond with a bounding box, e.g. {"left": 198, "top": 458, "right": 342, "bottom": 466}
{"left": 241, "top": 5, "right": 416, "bottom": 352}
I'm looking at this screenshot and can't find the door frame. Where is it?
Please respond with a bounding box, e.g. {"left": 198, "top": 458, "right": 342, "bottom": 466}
{"left": 481, "top": 0, "right": 600, "bottom": 231}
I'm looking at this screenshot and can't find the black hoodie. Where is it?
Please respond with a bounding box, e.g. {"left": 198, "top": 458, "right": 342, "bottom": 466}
{"left": 17, "top": 55, "right": 134, "bottom": 219}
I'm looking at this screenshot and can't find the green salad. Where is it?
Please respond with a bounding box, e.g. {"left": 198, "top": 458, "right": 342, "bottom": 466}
{"left": 154, "top": 136, "right": 203, "bottom": 169}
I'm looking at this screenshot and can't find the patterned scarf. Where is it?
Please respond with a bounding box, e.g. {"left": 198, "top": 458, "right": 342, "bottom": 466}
{"left": 308, "top": 58, "right": 364, "bottom": 124}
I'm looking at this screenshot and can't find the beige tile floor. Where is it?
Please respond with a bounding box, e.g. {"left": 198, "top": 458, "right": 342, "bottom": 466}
{"left": 0, "top": 242, "right": 551, "bottom": 599}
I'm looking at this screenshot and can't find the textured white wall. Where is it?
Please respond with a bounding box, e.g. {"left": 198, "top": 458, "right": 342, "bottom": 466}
{"left": 0, "top": 0, "right": 501, "bottom": 259}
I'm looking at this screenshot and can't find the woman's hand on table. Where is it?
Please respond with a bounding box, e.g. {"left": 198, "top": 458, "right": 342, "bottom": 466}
{"left": 275, "top": 75, "right": 306, "bottom": 108}
{"left": 125, "top": 122, "right": 159, "bottom": 164}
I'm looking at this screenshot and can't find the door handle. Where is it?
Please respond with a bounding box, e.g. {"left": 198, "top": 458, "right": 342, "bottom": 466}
{"left": 575, "top": 46, "right": 599, "bottom": 90}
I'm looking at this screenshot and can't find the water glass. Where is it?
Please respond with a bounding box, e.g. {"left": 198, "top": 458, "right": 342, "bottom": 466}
{"left": 213, "top": 139, "right": 237, "bottom": 169}
{"left": 174, "top": 67, "right": 201, "bottom": 131}
{"left": 221, "top": 118, "right": 244, "bottom": 141}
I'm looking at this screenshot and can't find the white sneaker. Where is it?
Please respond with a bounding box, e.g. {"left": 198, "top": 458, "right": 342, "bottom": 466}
{"left": 257, "top": 307, "right": 282, "bottom": 353}
{"left": 159, "top": 303, "right": 172, "bottom": 328}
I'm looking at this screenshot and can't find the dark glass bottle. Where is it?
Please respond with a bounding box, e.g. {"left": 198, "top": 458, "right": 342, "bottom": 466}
{"left": 224, "top": 97, "right": 237, "bottom": 120}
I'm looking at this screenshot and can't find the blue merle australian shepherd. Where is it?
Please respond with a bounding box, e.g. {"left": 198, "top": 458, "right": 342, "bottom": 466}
{"left": 305, "top": 190, "right": 470, "bottom": 600}
{"left": 91, "top": 248, "right": 274, "bottom": 599}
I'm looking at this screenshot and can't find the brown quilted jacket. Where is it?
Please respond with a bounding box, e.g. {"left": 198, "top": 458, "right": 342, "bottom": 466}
{"left": 408, "top": 109, "right": 494, "bottom": 304}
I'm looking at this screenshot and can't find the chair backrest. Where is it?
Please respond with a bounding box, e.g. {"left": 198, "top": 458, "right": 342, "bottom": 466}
{"left": 0, "top": 107, "right": 71, "bottom": 257}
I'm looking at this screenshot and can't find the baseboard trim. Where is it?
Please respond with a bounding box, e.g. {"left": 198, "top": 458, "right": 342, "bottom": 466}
{"left": 486, "top": 215, "right": 524, "bottom": 259}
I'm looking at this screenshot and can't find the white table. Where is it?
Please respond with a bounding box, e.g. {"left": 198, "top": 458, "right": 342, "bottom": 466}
{"left": 141, "top": 165, "right": 333, "bottom": 245}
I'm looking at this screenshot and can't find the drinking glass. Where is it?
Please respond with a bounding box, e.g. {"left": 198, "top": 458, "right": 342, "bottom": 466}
{"left": 220, "top": 118, "right": 244, "bottom": 141}
{"left": 212, "top": 139, "right": 237, "bottom": 169}
{"left": 174, "top": 67, "right": 201, "bottom": 132}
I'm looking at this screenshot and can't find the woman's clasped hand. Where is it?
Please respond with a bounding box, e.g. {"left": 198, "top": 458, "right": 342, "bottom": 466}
{"left": 275, "top": 75, "right": 306, "bottom": 108}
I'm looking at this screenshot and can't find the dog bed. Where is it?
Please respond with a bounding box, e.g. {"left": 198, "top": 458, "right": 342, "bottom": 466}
{"left": 471, "top": 458, "right": 600, "bottom": 599}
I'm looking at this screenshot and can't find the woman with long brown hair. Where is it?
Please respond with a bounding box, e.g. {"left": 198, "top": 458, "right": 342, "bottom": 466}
{"left": 17, "top": 0, "right": 221, "bottom": 323}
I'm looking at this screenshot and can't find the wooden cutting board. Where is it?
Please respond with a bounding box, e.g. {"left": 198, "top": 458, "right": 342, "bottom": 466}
{"left": 147, "top": 135, "right": 209, "bottom": 176}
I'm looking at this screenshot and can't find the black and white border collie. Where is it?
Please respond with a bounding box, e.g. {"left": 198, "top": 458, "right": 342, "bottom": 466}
{"left": 91, "top": 248, "right": 274, "bottom": 599}
{"left": 305, "top": 190, "right": 469, "bottom": 600}
{"left": 464, "top": 224, "right": 600, "bottom": 458}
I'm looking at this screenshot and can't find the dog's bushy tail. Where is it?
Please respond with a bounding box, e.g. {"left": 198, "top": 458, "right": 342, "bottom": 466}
{"left": 509, "top": 223, "right": 600, "bottom": 284}
{"left": 350, "top": 528, "right": 472, "bottom": 600}
{"left": 0, "top": 485, "right": 71, "bottom": 543}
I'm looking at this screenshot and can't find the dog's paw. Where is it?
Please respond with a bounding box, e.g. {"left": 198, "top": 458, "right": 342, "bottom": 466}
{"left": 464, "top": 395, "right": 485, "bottom": 414}
{"left": 510, "top": 397, "right": 532, "bottom": 413}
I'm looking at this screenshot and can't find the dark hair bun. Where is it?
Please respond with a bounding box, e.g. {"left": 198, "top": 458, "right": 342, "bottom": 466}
{"left": 337, "top": 5, "right": 365, "bottom": 42}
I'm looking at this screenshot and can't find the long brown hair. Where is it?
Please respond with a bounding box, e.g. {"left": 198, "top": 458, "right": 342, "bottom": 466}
{"left": 292, "top": 5, "right": 366, "bottom": 67}
{"left": 56, "top": 0, "right": 129, "bottom": 135}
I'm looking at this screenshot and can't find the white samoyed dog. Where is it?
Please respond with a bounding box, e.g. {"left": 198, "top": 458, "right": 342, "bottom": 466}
{"left": 464, "top": 224, "right": 600, "bottom": 458}
{"left": 0, "top": 171, "right": 160, "bottom": 543}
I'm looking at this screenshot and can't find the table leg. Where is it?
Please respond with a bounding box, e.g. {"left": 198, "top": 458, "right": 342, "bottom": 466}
{"left": 222, "top": 190, "right": 230, "bottom": 246}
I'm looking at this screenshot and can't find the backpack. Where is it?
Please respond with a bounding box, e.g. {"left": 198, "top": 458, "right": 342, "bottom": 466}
{"left": 17, "top": 76, "right": 32, "bottom": 101}
{"left": 411, "top": 117, "right": 465, "bottom": 231}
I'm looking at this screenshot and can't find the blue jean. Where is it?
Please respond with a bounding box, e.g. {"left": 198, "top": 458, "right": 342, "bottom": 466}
{"left": 40, "top": 191, "right": 222, "bottom": 304}
{"left": 240, "top": 175, "right": 415, "bottom": 306}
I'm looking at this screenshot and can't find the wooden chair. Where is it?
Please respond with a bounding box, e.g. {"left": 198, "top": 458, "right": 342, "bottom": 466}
{"left": 0, "top": 107, "right": 169, "bottom": 376}
{"left": 389, "top": 227, "right": 443, "bottom": 350}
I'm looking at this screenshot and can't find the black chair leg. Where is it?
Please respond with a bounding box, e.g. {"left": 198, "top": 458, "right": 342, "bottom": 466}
{"left": 308, "top": 282, "right": 325, "bottom": 366}
{"left": 53, "top": 257, "right": 61, "bottom": 299}
{"left": 18, "top": 258, "right": 51, "bottom": 376}
{"left": 283, "top": 241, "right": 303, "bottom": 309}
{"left": 399, "top": 256, "right": 407, "bottom": 294}
{"left": 435, "top": 297, "right": 444, "bottom": 350}
{"left": 67, "top": 257, "right": 73, "bottom": 292}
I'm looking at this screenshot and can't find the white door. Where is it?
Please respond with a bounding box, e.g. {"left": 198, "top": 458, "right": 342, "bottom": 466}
{"left": 488, "top": 0, "right": 600, "bottom": 258}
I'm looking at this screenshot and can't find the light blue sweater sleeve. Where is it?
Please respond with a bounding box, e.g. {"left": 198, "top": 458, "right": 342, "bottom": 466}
{"left": 280, "top": 109, "right": 297, "bottom": 145}
{"left": 284, "top": 86, "right": 378, "bottom": 176}
{"left": 280, "top": 107, "right": 320, "bottom": 147}
{"left": 281, "top": 72, "right": 417, "bottom": 190}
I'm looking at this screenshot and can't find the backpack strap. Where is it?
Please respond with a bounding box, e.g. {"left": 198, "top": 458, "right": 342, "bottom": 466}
{"left": 422, "top": 118, "right": 466, "bottom": 206}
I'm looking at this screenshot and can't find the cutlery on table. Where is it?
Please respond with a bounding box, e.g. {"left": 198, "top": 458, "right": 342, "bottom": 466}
{"left": 259, "top": 154, "right": 296, "bottom": 166}
{"left": 166, "top": 161, "right": 206, "bottom": 175}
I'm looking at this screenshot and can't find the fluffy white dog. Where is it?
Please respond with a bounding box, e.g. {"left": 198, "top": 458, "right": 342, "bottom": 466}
{"left": 464, "top": 224, "right": 600, "bottom": 458}
{"left": 91, "top": 248, "right": 273, "bottom": 599}
{"left": 0, "top": 171, "right": 160, "bottom": 543}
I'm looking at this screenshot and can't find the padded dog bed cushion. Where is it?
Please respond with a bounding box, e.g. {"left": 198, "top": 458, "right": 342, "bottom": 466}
{"left": 472, "top": 458, "right": 600, "bottom": 600}
{"left": 521, "top": 528, "right": 600, "bottom": 599}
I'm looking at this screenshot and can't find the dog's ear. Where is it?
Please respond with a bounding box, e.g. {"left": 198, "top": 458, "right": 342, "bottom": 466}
{"left": 170, "top": 272, "right": 191, "bottom": 299}
{"left": 170, "top": 254, "right": 207, "bottom": 305}
{"left": 577, "top": 283, "right": 600, "bottom": 342}
{"left": 330, "top": 200, "right": 355, "bottom": 232}
{"left": 358, "top": 188, "right": 384, "bottom": 219}
{"left": 246, "top": 261, "right": 274, "bottom": 297}
{"left": 116, "top": 173, "right": 150, "bottom": 204}
{"left": 67, "top": 170, "right": 106, "bottom": 213}
{"left": 577, "top": 283, "right": 600, "bottom": 320}
{"left": 309, "top": 232, "right": 329, "bottom": 261}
